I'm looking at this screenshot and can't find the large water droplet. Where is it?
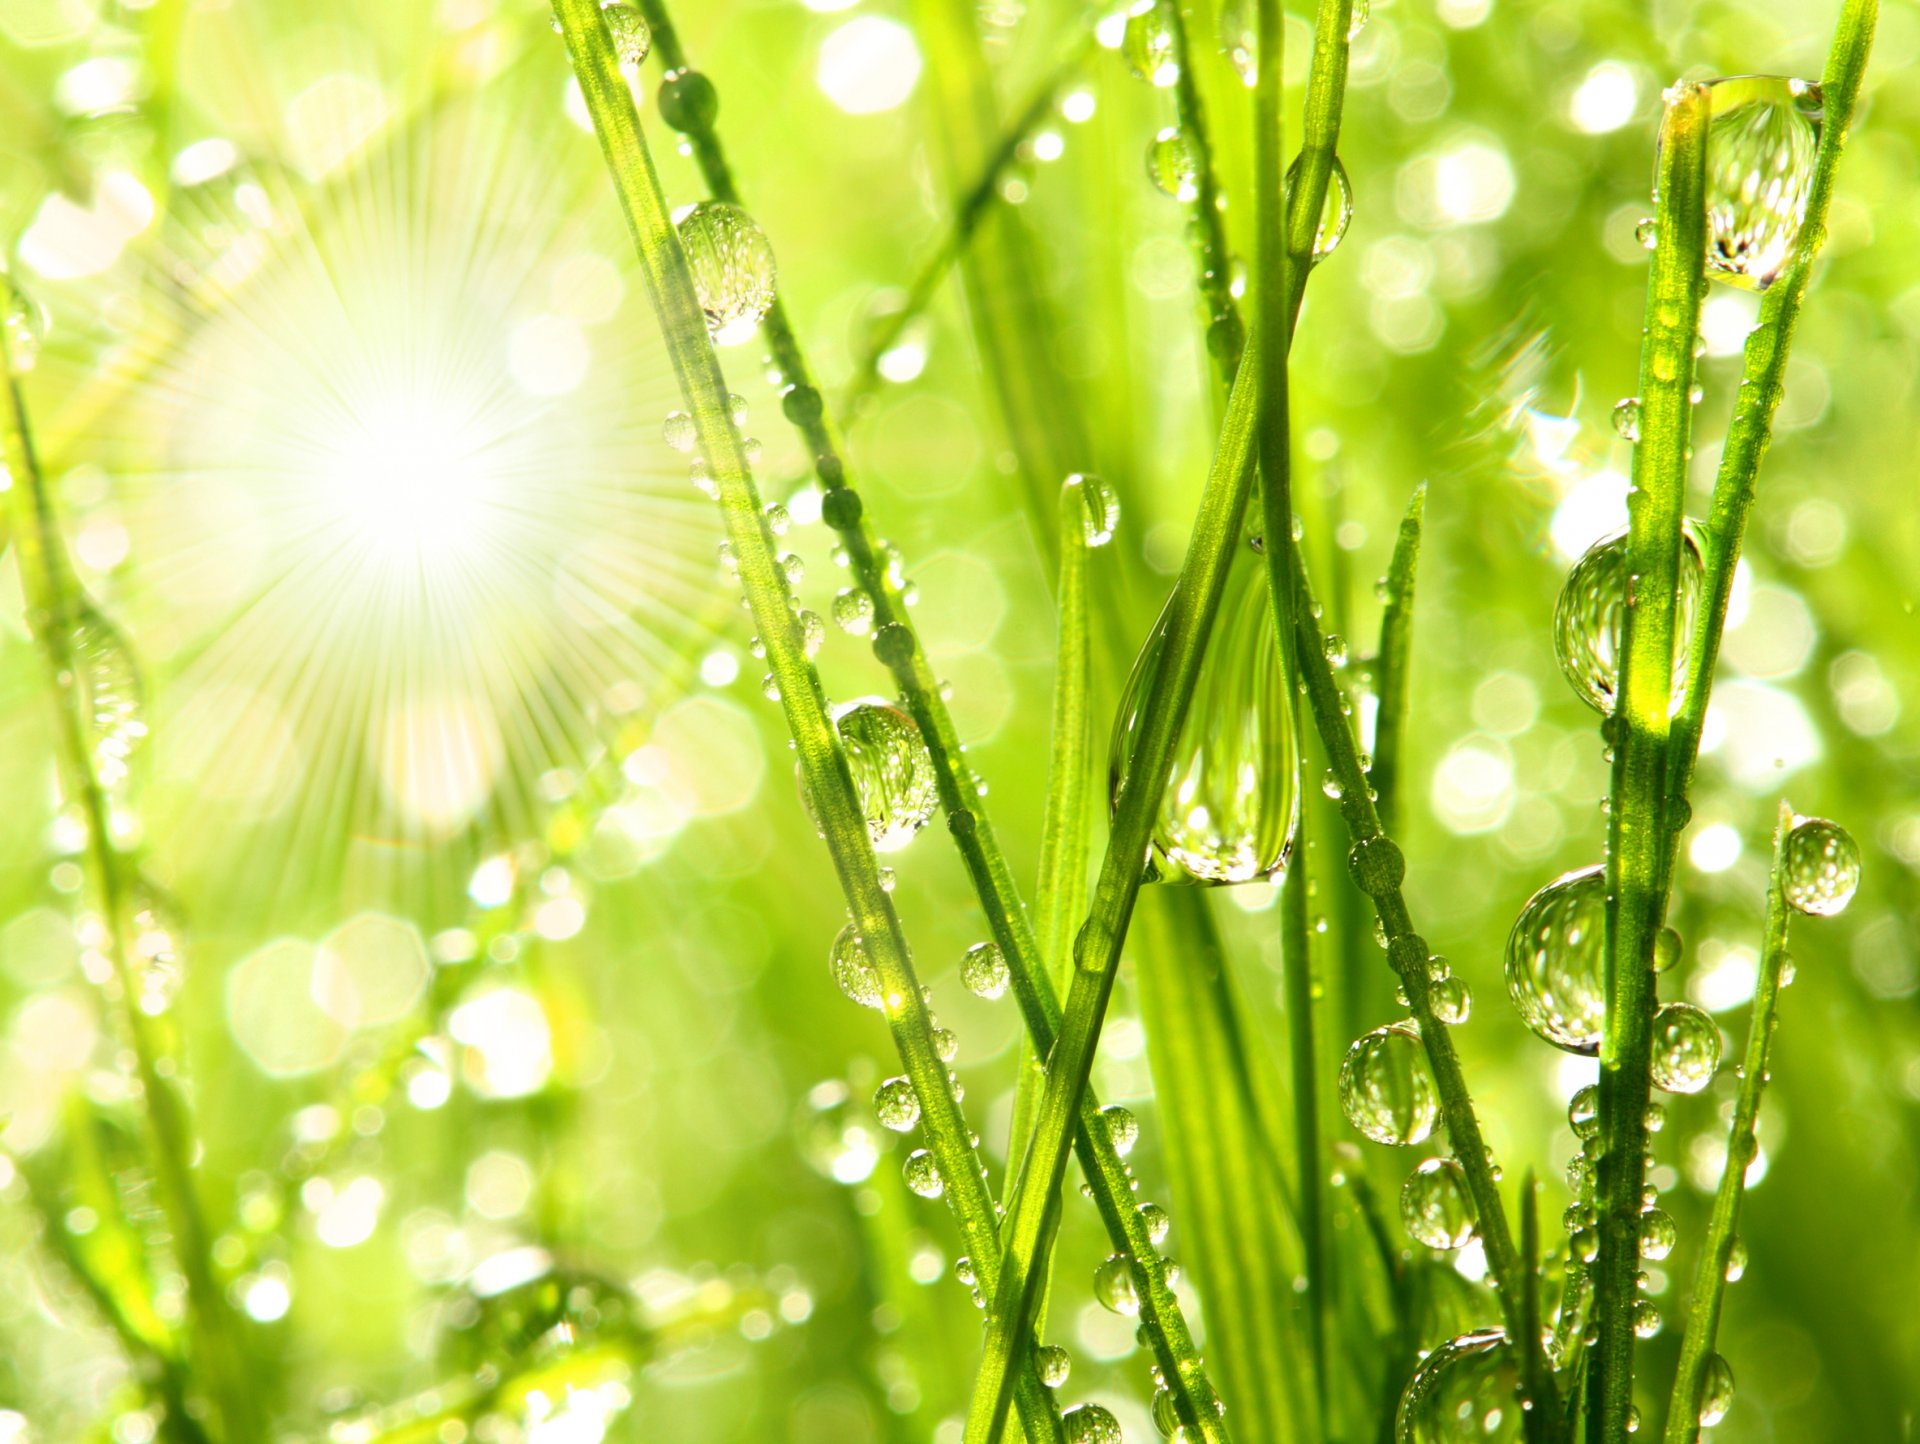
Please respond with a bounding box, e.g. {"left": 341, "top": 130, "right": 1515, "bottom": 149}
{"left": 72, "top": 606, "right": 149, "bottom": 794}
{"left": 602, "top": 2, "right": 651, "bottom": 66}
{"left": 1702, "top": 76, "right": 1822, "bottom": 292}
{"left": 1504, "top": 865, "right": 1607, "bottom": 1055}
{"left": 961, "top": 940, "right": 1010, "bottom": 999}
{"left": 833, "top": 587, "right": 875, "bottom": 636}
{"left": 1339, "top": 1021, "right": 1438, "bottom": 1147}
{"left": 829, "top": 923, "right": 882, "bottom": 1009}
{"left": 676, "top": 201, "right": 777, "bottom": 345}
{"left": 874, "top": 1075, "right": 921, "bottom": 1131}
{"left": 1395, "top": 1328, "right": 1526, "bottom": 1442}
{"left": 1137, "top": 1201, "right": 1171, "bottom": 1245}
{"left": 832, "top": 698, "right": 938, "bottom": 852}
{"left": 1122, "top": 5, "right": 1179, "bottom": 86}
{"left": 1638, "top": 1207, "right": 1677, "bottom": 1261}
{"left": 904, "top": 1148, "right": 944, "bottom": 1198}
{"left": 1553, "top": 523, "right": 1706, "bottom": 716}
{"left": 1782, "top": 816, "right": 1860, "bottom": 916}
{"left": 1036, "top": 1343, "right": 1072, "bottom": 1387}
{"left": 1109, "top": 539, "right": 1300, "bottom": 885}
{"left": 1284, "top": 155, "right": 1355, "bottom": 261}
{"left": 1092, "top": 1254, "right": 1140, "bottom": 1316}
{"left": 1699, "top": 1352, "right": 1735, "bottom": 1426}
{"left": 1401, "top": 1158, "right": 1476, "bottom": 1249}
{"left": 1099, "top": 1103, "right": 1139, "bottom": 1157}
{"left": 1148, "top": 127, "right": 1200, "bottom": 203}
{"left": 1063, "top": 1402, "right": 1123, "bottom": 1444}
{"left": 1650, "top": 1001, "right": 1720, "bottom": 1094}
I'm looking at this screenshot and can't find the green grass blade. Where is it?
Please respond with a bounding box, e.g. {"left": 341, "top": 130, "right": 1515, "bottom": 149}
{"left": 548, "top": 6, "right": 1064, "bottom": 1438}
{"left": 1371, "top": 483, "right": 1427, "bottom": 831}
{"left": 1663, "top": 803, "right": 1796, "bottom": 1443}
{"left": 1589, "top": 84, "right": 1709, "bottom": 1444}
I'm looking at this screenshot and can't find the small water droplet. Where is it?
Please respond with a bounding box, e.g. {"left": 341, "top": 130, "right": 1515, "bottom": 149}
{"left": 5, "top": 282, "right": 48, "bottom": 372}
{"left": 961, "top": 940, "right": 1010, "bottom": 1000}
{"left": 1612, "top": 397, "right": 1643, "bottom": 442}
{"left": 1725, "top": 1237, "right": 1748, "bottom": 1281}
{"left": 1568, "top": 1083, "right": 1600, "bottom": 1140}
{"left": 931, "top": 1027, "right": 958, "bottom": 1062}
{"left": 1036, "top": 1343, "right": 1072, "bottom": 1388}
{"left": 1430, "top": 976, "right": 1472, "bottom": 1025}
{"left": 1068, "top": 473, "right": 1120, "bottom": 547}
{"left": 874, "top": 1075, "right": 921, "bottom": 1131}
{"left": 826, "top": 699, "right": 938, "bottom": 852}
{"left": 1632, "top": 1299, "right": 1662, "bottom": 1339}
{"left": 1636, "top": 217, "right": 1658, "bottom": 250}
{"left": 829, "top": 923, "right": 882, "bottom": 1009}
{"left": 1699, "top": 1352, "right": 1736, "bottom": 1426}
{"left": 1401, "top": 1157, "right": 1476, "bottom": 1249}
{"left": 1553, "top": 523, "right": 1706, "bottom": 716}
{"left": 1122, "top": 5, "right": 1180, "bottom": 87}
{"left": 1322, "top": 769, "right": 1344, "bottom": 800}
{"left": 1099, "top": 1103, "right": 1139, "bottom": 1157}
{"left": 832, "top": 587, "right": 875, "bottom": 636}
{"left": 1651, "top": 1001, "right": 1720, "bottom": 1093}
{"left": 1638, "top": 1207, "right": 1677, "bottom": 1261}
{"left": 676, "top": 201, "right": 777, "bottom": 345}
{"left": 71, "top": 607, "right": 148, "bottom": 793}
{"left": 1093, "top": 1254, "right": 1141, "bottom": 1316}
{"left": 1147, "top": 127, "right": 1200, "bottom": 203}
{"left": 1782, "top": 816, "right": 1860, "bottom": 916}
{"left": 904, "top": 1148, "right": 944, "bottom": 1198}
{"left": 1339, "top": 1021, "right": 1438, "bottom": 1147}
{"left": 1137, "top": 1201, "right": 1171, "bottom": 1245}
{"left": 1505, "top": 865, "right": 1607, "bottom": 1054}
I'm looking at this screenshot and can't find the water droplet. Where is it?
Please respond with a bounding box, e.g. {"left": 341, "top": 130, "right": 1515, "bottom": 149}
{"left": 1636, "top": 216, "right": 1659, "bottom": 250}
{"left": 830, "top": 924, "right": 882, "bottom": 1009}
{"left": 1394, "top": 1328, "right": 1525, "bottom": 1442}
{"left": 760, "top": 671, "right": 781, "bottom": 701}
{"left": 831, "top": 699, "right": 938, "bottom": 852}
{"left": 1284, "top": 155, "right": 1355, "bottom": 261}
{"left": 1638, "top": 1207, "right": 1677, "bottom": 1261}
{"left": 1632, "top": 1299, "right": 1662, "bottom": 1338}
{"left": 1553, "top": 522, "right": 1706, "bottom": 716}
{"left": 1093, "top": 1254, "right": 1140, "bottom": 1316}
{"left": 1339, "top": 1021, "right": 1438, "bottom": 1147}
{"left": 676, "top": 201, "right": 777, "bottom": 345}
{"left": 71, "top": 606, "right": 148, "bottom": 793}
{"left": 1782, "top": 816, "right": 1860, "bottom": 916}
{"left": 1148, "top": 127, "right": 1200, "bottom": 203}
{"left": 961, "top": 940, "right": 1010, "bottom": 1000}
{"left": 4, "top": 282, "right": 48, "bottom": 372}
{"left": 1349, "top": 0, "right": 1370, "bottom": 39}
{"left": 1037, "top": 1343, "right": 1072, "bottom": 1387}
{"left": 874, "top": 1075, "right": 920, "bottom": 1131}
{"left": 1401, "top": 1157, "right": 1476, "bottom": 1249}
{"left": 129, "top": 883, "right": 184, "bottom": 1016}
{"left": 1069, "top": 473, "right": 1120, "bottom": 547}
{"left": 1063, "top": 1402, "right": 1123, "bottom": 1444}
{"left": 1699, "top": 1352, "right": 1735, "bottom": 1426}
{"left": 1702, "top": 76, "right": 1823, "bottom": 292}
{"left": 439, "top": 1257, "right": 639, "bottom": 1425}
{"left": 1100, "top": 1104, "right": 1139, "bottom": 1157}
{"left": 1122, "top": 5, "right": 1179, "bottom": 87}
{"left": 1138, "top": 1201, "right": 1171, "bottom": 1245}
{"left": 1430, "top": 976, "right": 1472, "bottom": 1025}
{"left": 1151, "top": 1385, "right": 1181, "bottom": 1437}
{"left": 931, "top": 1027, "right": 959, "bottom": 1062}
{"left": 1110, "top": 538, "right": 1299, "bottom": 885}
{"left": 833, "top": 587, "right": 875, "bottom": 636}
{"left": 904, "top": 1148, "right": 944, "bottom": 1198}
{"left": 1216, "top": 0, "right": 1256, "bottom": 85}
{"left": 1645, "top": 1100, "right": 1666, "bottom": 1132}
{"left": 1651, "top": 1001, "right": 1720, "bottom": 1094}
{"left": 1505, "top": 865, "right": 1607, "bottom": 1054}
{"left": 1322, "top": 770, "right": 1344, "bottom": 801}
{"left": 1324, "top": 633, "right": 1350, "bottom": 668}
{"left": 1568, "top": 1084, "right": 1600, "bottom": 1140}
{"left": 1653, "top": 926, "right": 1683, "bottom": 973}
{"left": 1725, "top": 1237, "right": 1748, "bottom": 1281}
{"left": 602, "top": 2, "right": 651, "bottom": 66}
{"left": 1612, "top": 397, "right": 1642, "bottom": 442}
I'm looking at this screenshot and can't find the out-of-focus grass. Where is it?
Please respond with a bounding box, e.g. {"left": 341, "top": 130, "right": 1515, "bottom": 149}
{"left": 0, "top": 0, "right": 1915, "bottom": 1440}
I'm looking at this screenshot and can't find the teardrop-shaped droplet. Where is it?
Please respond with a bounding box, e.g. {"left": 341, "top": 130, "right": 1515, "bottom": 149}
{"left": 1725, "top": 1237, "right": 1748, "bottom": 1281}
{"left": 1122, "top": 5, "right": 1179, "bottom": 86}
{"left": 1781, "top": 816, "right": 1860, "bottom": 916}
{"left": 1701, "top": 76, "right": 1822, "bottom": 292}
{"left": 676, "top": 201, "right": 777, "bottom": 345}
{"left": 1283, "top": 154, "right": 1355, "bottom": 261}
{"left": 1638, "top": 1207, "right": 1677, "bottom": 1261}
{"left": 1612, "top": 397, "right": 1643, "bottom": 441}
{"left": 1092, "top": 1254, "right": 1140, "bottom": 1316}
{"left": 829, "top": 923, "right": 882, "bottom": 1009}
{"left": 961, "top": 940, "right": 1010, "bottom": 1000}
{"left": 1109, "top": 540, "right": 1300, "bottom": 885}
{"left": 1568, "top": 1083, "right": 1600, "bottom": 1140}
{"left": 1147, "top": 127, "right": 1200, "bottom": 203}
{"left": 1339, "top": 1021, "right": 1438, "bottom": 1147}
{"left": 833, "top": 587, "right": 875, "bottom": 636}
{"left": 1099, "top": 1103, "right": 1139, "bottom": 1157}
{"left": 1348, "top": 0, "right": 1370, "bottom": 39}
{"left": 1553, "top": 522, "right": 1705, "bottom": 716}
{"left": 1137, "top": 1201, "right": 1171, "bottom": 1245}
{"left": 1068, "top": 473, "right": 1120, "bottom": 547}
{"left": 1063, "top": 1402, "right": 1123, "bottom": 1444}
{"left": 1395, "top": 1328, "right": 1526, "bottom": 1443}
{"left": 1036, "top": 1343, "right": 1072, "bottom": 1388}
{"left": 1401, "top": 1157, "right": 1476, "bottom": 1249}
{"left": 72, "top": 606, "right": 149, "bottom": 794}
{"left": 602, "top": 2, "right": 652, "bottom": 66}
{"left": 904, "top": 1148, "right": 944, "bottom": 1198}
{"left": 874, "top": 1075, "right": 921, "bottom": 1131}
{"left": 1430, "top": 976, "right": 1472, "bottom": 1025}
{"left": 832, "top": 698, "right": 938, "bottom": 852}
{"left": 1698, "top": 1352, "right": 1735, "bottom": 1426}
{"left": 1505, "top": 865, "right": 1607, "bottom": 1055}
{"left": 1650, "top": 1001, "right": 1720, "bottom": 1094}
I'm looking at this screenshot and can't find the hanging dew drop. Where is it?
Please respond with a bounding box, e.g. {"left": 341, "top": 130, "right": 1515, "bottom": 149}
{"left": 1068, "top": 473, "right": 1120, "bottom": 547}
{"left": 1505, "top": 865, "right": 1608, "bottom": 1055}
{"left": 676, "top": 201, "right": 777, "bottom": 345}
{"left": 829, "top": 923, "right": 882, "bottom": 1009}
{"left": 1701, "top": 76, "right": 1823, "bottom": 292}
{"left": 1612, "top": 397, "right": 1643, "bottom": 442}
{"left": 1400, "top": 1157, "right": 1476, "bottom": 1249}
{"left": 601, "top": 2, "right": 651, "bottom": 66}
{"left": 1394, "top": 1327, "right": 1526, "bottom": 1443}
{"left": 1348, "top": 0, "right": 1370, "bottom": 39}
{"left": 1553, "top": 522, "right": 1706, "bottom": 716}
{"left": 1568, "top": 1083, "right": 1600, "bottom": 1140}
{"left": 904, "top": 1149, "right": 944, "bottom": 1198}
{"left": 833, "top": 587, "right": 875, "bottom": 636}
{"left": 1632, "top": 1299, "right": 1662, "bottom": 1339}
{"left": 960, "top": 940, "right": 1010, "bottom": 1000}
{"left": 1109, "top": 533, "right": 1300, "bottom": 885}
{"left": 1137, "top": 1201, "right": 1171, "bottom": 1245}
{"left": 1063, "top": 1403, "right": 1122, "bottom": 1444}
{"left": 1283, "top": 155, "right": 1355, "bottom": 261}
{"left": 1338, "top": 1021, "right": 1438, "bottom": 1147}
{"left": 874, "top": 1075, "right": 920, "bottom": 1131}
{"left": 1036, "top": 1343, "right": 1072, "bottom": 1388}
{"left": 71, "top": 606, "right": 149, "bottom": 795}
{"left": 1781, "top": 816, "right": 1860, "bottom": 916}
{"left": 1092, "top": 1254, "right": 1140, "bottom": 1316}
{"left": 1122, "top": 5, "right": 1179, "bottom": 87}
{"left": 1638, "top": 1207, "right": 1677, "bottom": 1261}
{"left": 1699, "top": 1352, "right": 1736, "bottom": 1426}
{"left": 1636, "top": 217, "right": 1658, "bottom": 250}
{"left": 931, "top": 1027, "right": 958, "bottom": 1062}
{"left": 831, "top": 698, "right": 938, "bottom": 852}
{"left": 1147, "top": 127, "right": 1200, "bottom": 203}
{"left": 1725, "top": 1237, "right": 1748, "bottom": 1281}
{"left": 1430, "top": 976, "right": 1472, "bottom": 1025}
{"left": 1099, "top": 1103, "right": 1139, "bottom": 1157}
{"left": 1650, "top": 1001, "right": 1720, "bottom": 1093}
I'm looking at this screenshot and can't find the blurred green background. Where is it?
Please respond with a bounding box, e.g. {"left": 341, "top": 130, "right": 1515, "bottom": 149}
{"left": 0, "top": 0, "right": 1916, "bottom": 1439}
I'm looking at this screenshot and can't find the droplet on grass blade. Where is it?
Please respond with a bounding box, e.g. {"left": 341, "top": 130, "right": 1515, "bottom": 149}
{"left": 903, "top": 1148, "right": 944, "bottom": 1198}
{"left": 1063, "top": 1402, "right": 1122, "bottom": 1443}
{"left": 1099, "top": 1103, "right": 1139, "bottom": 1157}
{"left": 873, "top": 1075, "right": 920, "bottom": 1131}
{"left": 1701, "top": 76, "right": 1823, "bottom": 292}
{"left": 676, "top": 201, "right": 776, "bottom": 345}
{"left": 601, "top": 2, "right": 651, "bottom": 67}
{"left": 829, "top": 698, "right": 938, "bottom": 853}
{"left": 1650, "top": 1001, "right": 1720, "bottom": 1093}
{"left": 1283, "top": 154, "right": 1355, "bottom": 261}
{"left": 1505, "top": 865, "right": 1608, "bottom": 1055}
{"left": 1122, "top": 5, "right": 1178, "bottom": 87}
{"left": 1147, "top": 127, "right": 1200, "bottom": 203}
{"left": 833, "top": 587, "right": 875, "bottom": 636}
{"left": 1699, "top": 1352, "right": 1736, "bottom": 1426}
{"left": 960, "top": 940, "right": 1009, "bottom": 999}
{"left": 1036, "top": 1343, "right": 1071, "bottom": 1387}
{"left": 1552, "top": 522, "right": 1705, "bottom": 716}
{"left": 1394, "top": 1327, "right": 1526, "bottom": 1442}
{"left": 829, "top": 923, "right": 882, "bottom": 1009}
{"left": 1092, "top": 1254, "right": 1140, "bottom": 1315}
{"left": 1067, "top": 472, "right": 1120, "bottom": 547}
{"left": 1612, "top": 396, "right": 1642, "bottom": 441}
{"left": 4, "top": 281, "right": 48, "bottom": 371}
{"left": 1338, "top": 1021, "right": 1437, "bottom": 1147}
{"left": 71, "top": 605, "right": 149, "bottom": 796}
{"left": 1401, "top": 1157, "right": 1476, "bottom": 1249}
{"left": 1782, "top": 816, "right": 1860, "bottom": 916}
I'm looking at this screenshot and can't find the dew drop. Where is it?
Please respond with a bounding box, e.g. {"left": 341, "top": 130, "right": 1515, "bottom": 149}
{"left": 1401, "top": 1157, "right": 1476, "bottom": 1249}
{"left": 1568, "top": 1084, "right": 1600, "bottom": 1140}
{"left": 1068, "top": 473, "right": 1121, "bottom": 547}
{"left": 1725, "top": 1237, "right": 1748, "bottom": 1281}
{"left": 1122, "top": 5, "right": 1179, "bottom": 87}
{"left": 798, "top": 610, "right": 825, "bottom": 657}
{"left": 1093, "top": 1254, "right": 1141, "bottom": 1316}
{"left": 1099, "top": 1103, "right": 1139, "bottom": 1157}
{"left": 1063, "top": 1402, "right": 1123, "bottom": 1444}
{"left": 1217, "top": 0, "right": 1256, "bottom": 85}
{"left": 1430, "top": 976, "right": 1472, "bottom": 1025}
{"left": 1702, "top": 76, "right": 1823, "bottom": 292}
{"left": 1699, "top": 1352, "right": 1735, "bottom": 1426}
{"left": 602, "top": 2, "right": 651, "bottom": 66}
{"left": 931, "top": 1027, "right": 959, "bottom": 1063}
{"left": 961, "top": 940, "right": 1010, "bottom": 1000}
{"left": 1339, "top": 1021, "right": 1438, "bottom": 1147}
{"left": 5, "top": 282, "right": 48, "bottom": 372}
{"left": 1348, "top": 0, "right": 1370, "bottom": 39}
{"left": 1653, "top": 926, "right": 1683, "bottom": 974}
{"left": 1636, "top": 217, "right": 1658, "bottom": 250}
{"left": 829, "top": 924, "right": 882, "bottom": 1009}
{"left": 1553, "top": 522, "right": 1706, "bottom": 716}
{"left": 1283, "top": 155, "right": 1355, "bottom": 261}
{"left": 832, "top": 698, "right": 938, "bottom": 852}
{"left": 1394, "top": 1327, "right": 1525, "bottom": 1442}
{"left": 1036, "top": 1343, "right": 1072, "bottom": 1388}
{"left": 1323, "top": 770, "right": 1344, "bottom": 801}
{"left": 1137, "top": 1201, "right": 1171, "bottom": 1245}
{"left": 1781, "top": 816, "right": 1860, "bottom": 917}
{"left": 1147, "top": 127, "right": 1200, "bottom": 203}
{"left": 71, "top": 607, "right": 149, "bottom": 794}
{"left": 1612, "top": 397, "right": 1642, "bottom": 442}
{"left": 1505, "top": 865, "right": 1608, "bottom": 1055}
{"left": 676, "top": 201, "right": 777, "bottom": 345}
{"left": 1650, "top": 1001, "right": 1720, "bottom": 1094}
{"left": 904, "top": 1148, "right": 944, "bottom": 1198}
{"left": 874, "top": 1075, "right": 921, "bottom": 1132}
{"left": 833, "top": 587, "right": 875, "bottom": 636}
{"left": 1638, "top": 1207, "right": 1677, "bottom": 1261}
{"left": 1110, "top": 537, "right": 1299, "bottom": 884}
{"left": 1632, "top": 1299, "right": 1662, "bottom": 1339}
{"left": 1324, "top": 633, "right": 1350, "bottom": 668}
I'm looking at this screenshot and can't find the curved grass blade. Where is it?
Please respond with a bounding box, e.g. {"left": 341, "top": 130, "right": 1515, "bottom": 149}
{"left": 1371, "top": 483, "right": 1427, "bottom": 831}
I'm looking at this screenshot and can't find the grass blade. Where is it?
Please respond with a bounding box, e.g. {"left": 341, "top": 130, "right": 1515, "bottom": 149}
{"left": 1589, "top": 84, "right": 1709, "bottom": 1444}
{"left": 1371, "top": 483, "right": 1427, "bottom": 832}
